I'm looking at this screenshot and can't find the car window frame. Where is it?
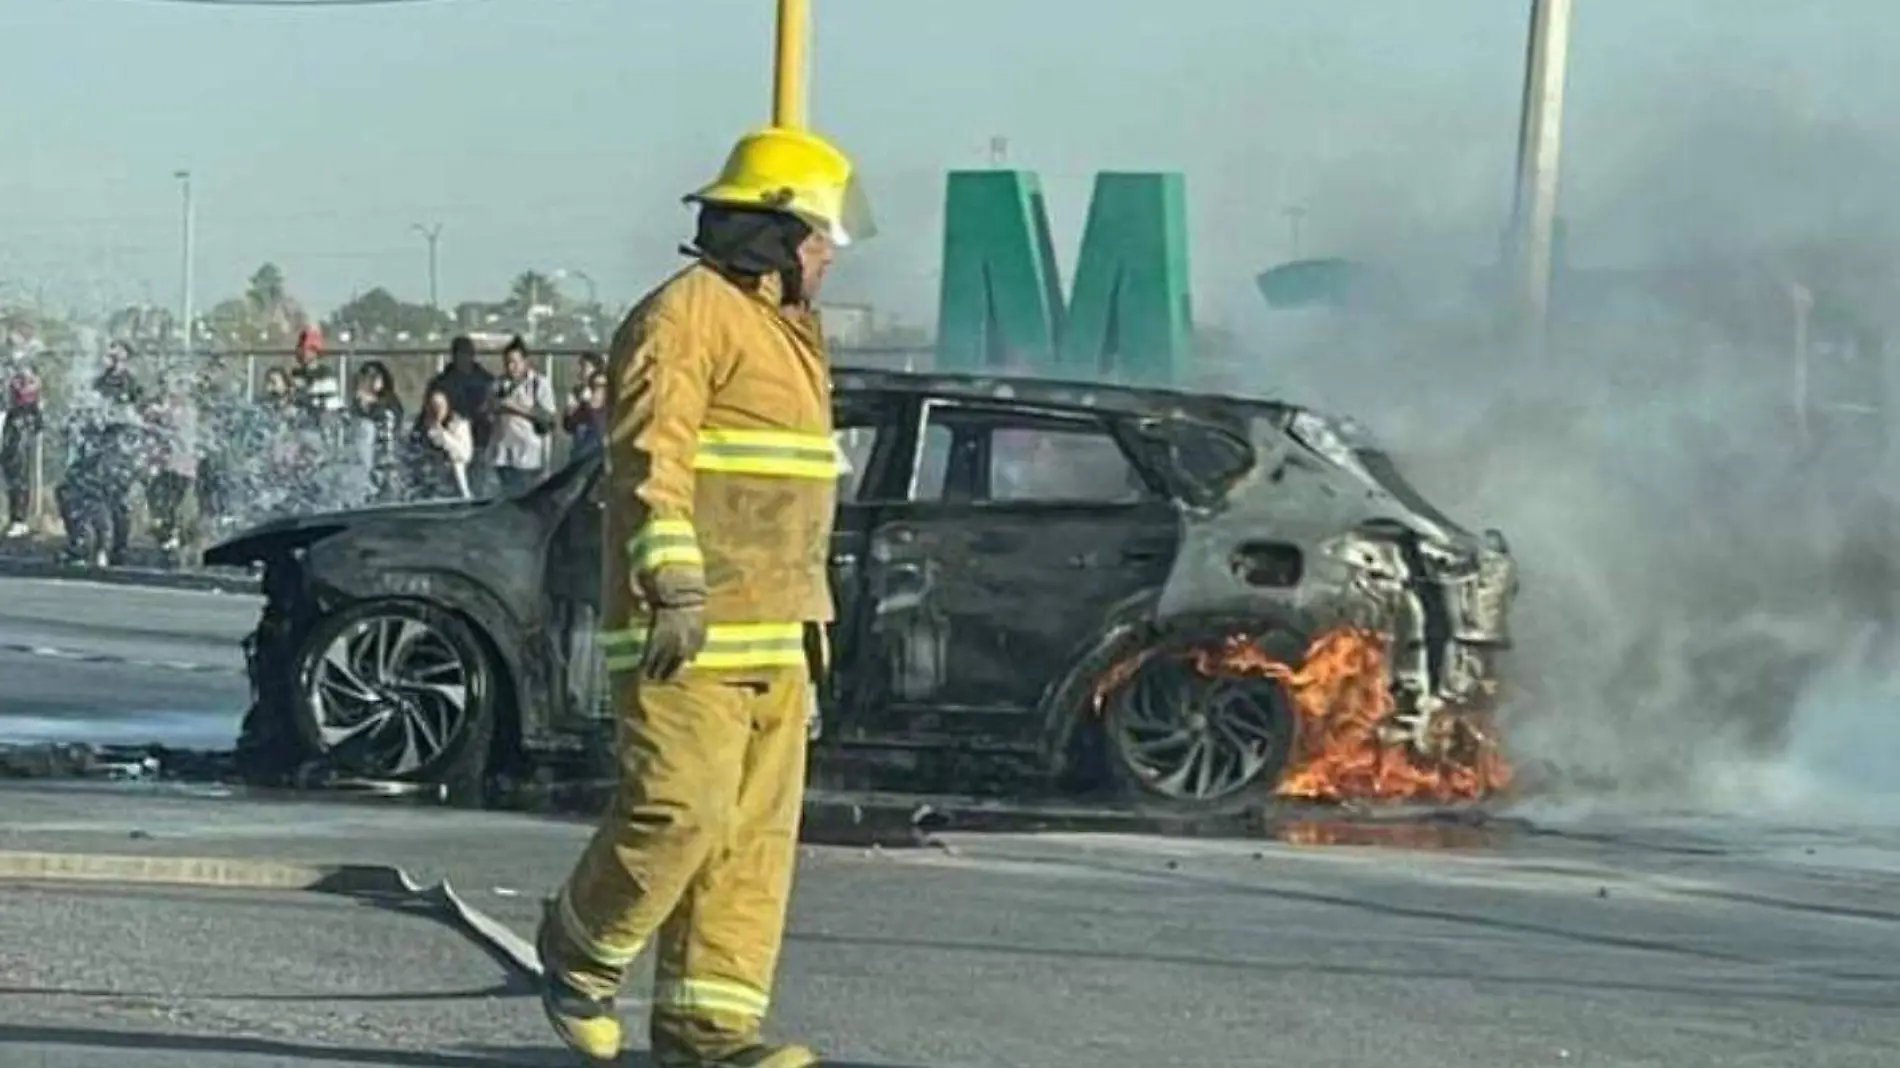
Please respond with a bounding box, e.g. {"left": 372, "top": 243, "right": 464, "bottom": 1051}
{"left": 831, "top": 389, "right": 914, "bottom": 505}
{"left": 899, "top": 398, "right": 1165, "bottom": 509}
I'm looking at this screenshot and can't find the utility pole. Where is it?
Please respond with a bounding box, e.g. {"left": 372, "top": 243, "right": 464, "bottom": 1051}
{"left": 174, "top": 170, "right": 195, "bottom": 355}
{"left": 773, "top": 0, "right": 810, "bottom": 129}
{"left": 1283, "top": 206, "right": 1307, "bottom": 259}
{"left": 528, "top": 274, "right": 541, "bottom": 346}
{"left": 1509, "top": 0, "right": 1573, "bottom": 354}
{"left": 412, "top": 223, "right": 443, "bottom": 310}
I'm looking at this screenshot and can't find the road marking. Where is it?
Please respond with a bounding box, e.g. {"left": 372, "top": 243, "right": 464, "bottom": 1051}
{"left": 0, "top": 572, "right": 259, "bottom": 598}
{"left": 0, "top": 642, "right": 242, "bottom": 676}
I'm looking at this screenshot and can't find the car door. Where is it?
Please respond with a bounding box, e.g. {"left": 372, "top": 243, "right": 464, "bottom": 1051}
{"left": 853, "top": 399, "right": 1181, "bottom": 745}
{"left": 822, "top": 390, "right": 912, "bottom": 723}
{"left": 542, "top": 453, "right": 610, "bottom": 727}
{"left": 539, "top": 391, "right": 910, "bottom": 734}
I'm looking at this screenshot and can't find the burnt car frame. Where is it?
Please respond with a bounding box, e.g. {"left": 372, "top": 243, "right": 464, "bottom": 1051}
{"left": 206, "top": 368, "right": 1517, "bottom": 809}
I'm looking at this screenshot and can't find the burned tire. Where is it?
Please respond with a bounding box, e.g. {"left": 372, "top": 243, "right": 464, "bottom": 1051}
{"left": 289, "top": 598, "right": 497, "bottom": 806}
{"left": 1099, "top": 622, "right": 1305, "bottom": 812}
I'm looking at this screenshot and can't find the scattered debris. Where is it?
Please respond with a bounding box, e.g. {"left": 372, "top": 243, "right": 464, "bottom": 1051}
{"left": 0, "top": 743, "right": 235, "bottom": 783}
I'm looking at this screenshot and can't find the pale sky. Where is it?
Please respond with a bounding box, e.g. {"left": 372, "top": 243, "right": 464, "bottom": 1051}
{"left": 4, "top": 0, "right": 1898, "bottom": 333}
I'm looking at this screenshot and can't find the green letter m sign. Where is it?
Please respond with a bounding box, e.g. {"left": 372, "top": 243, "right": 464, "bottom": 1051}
{"left": 935, "top": 170, "right": 1192, "bottom": 384}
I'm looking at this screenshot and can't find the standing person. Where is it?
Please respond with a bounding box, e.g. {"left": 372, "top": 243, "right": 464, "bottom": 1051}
{"left": 246, "top": 368, "right": 301, "bottom": 520}
{"left": 563, "top": 367, "right": 609, "bottom": 459}
{"left": 192, "top": 359, "right": 242, "bottom": 533}
{"left": 59, "top": 340, "right": 148, "bottom": 566}
{"left": 95, "top": 339, "right": 145, "bottom": 408}
{"left": 259, "top": 366, "right": 295, "bottom": 414}
{"left": 143, "top": 374, "right": 200, "bottom": 554}
{"left": 407, "top": 386, "right": 474, "bottom": 500}
{"left": 285, "top": 325, "right": 344, "bottom": 430}
{"left": 488, "top": 336, "right": 557, "bottom": 496}
{"left": 349, "top": 360, "right": 406, "bottom": 503}
{"left": 563, "top": 350, "right": 605, "bottom": 429}
{"left": 1, "top": 352, "right": 43, "bottom": 539}
{"left": 534, "top": 126, "right": 869, "bottom": 1068}
{"left": 424, "top": 336, "right": 496, "bottom": 494}
{"left": 284, "top": 325, "right": 345, "bottom": 511}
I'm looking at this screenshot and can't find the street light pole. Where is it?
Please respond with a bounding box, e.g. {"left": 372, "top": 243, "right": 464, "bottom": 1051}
{"left": 174, "top": 170, "right": 195, "bottom": 355}
{"left": 412, "top": 222, "right": 443, "bottom": 310}
{"left": 1510, "top": 0, "right": 1574, "bottom": 354}
{"left": 773, "top": 0, "right": 810, "bottom": 129}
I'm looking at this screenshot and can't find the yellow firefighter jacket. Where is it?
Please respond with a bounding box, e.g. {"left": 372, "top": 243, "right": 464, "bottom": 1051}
{"left": 599, "top": 260, "right": 838, "bottom": 674}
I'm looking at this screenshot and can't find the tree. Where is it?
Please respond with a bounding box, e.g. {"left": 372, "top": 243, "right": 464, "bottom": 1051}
{"left": 246, "top": 263, "right": 287, "bottom": 310}
{"left": 199, "top": 263, "right": 309, "bottom": 348}
{"left": 507, "top": 271, "right": 563, "bottom": 317}
{"left": 325, "top": 288, "right": 453, "bottom": 346}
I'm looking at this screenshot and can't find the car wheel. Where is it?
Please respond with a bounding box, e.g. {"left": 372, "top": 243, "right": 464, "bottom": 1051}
{"left": 290, "top": 598, "right": 496, "bottom": 806}
{"left": 1100, "top": 625, "right": 1302, "bottom": 811}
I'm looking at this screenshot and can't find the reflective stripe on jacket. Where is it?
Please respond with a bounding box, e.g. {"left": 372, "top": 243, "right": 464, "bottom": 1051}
{"left": 601, "top": 261, "right": 838, "bottom": 672}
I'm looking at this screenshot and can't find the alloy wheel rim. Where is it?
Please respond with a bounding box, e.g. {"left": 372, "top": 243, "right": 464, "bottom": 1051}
{"left": 1114, "top": 655, "right": 1291, "bottom": 801}
{"left": 309, "top": 614, "right": 471, "bottom": 776}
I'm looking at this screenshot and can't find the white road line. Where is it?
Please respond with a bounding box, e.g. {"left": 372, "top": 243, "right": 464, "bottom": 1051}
{"left": 0, "top": 642, "right": 242, "bottom": 676}
{"left": 0, "top": 574, "right": 258, "bottom": 599}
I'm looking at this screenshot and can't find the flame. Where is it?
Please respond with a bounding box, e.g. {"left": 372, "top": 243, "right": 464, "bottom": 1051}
{"left": 1270, "top": 817, "right": 1500, "bottom": 850}
{"left": 1187, "top": 627, "right": 1512, "bottom": 804}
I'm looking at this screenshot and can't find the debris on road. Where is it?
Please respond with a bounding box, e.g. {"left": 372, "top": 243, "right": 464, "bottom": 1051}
{"left": 0, "top": 743, "right": 233, "bottom": 783}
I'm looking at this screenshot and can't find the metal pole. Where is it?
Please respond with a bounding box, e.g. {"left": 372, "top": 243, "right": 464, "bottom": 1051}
{"left": 1510, "top": 0, "right": 1572, "bottom": 354}
{"left": 30, "top": 435, "right": 44, "bottom": 532}
{"left": 540, "top": 352, "right": 556, "bottom": 474}
{"left": 175, "top": 170, "right": 195, "bottom": 357}
{"left": 529, "top": 277, "right": 539, "bottom": 346}
{"left": 773, "top": 0, "right": 810, "bottom": 129}
{"left": 413, "top": 223, "right": 443, "bottom": 310}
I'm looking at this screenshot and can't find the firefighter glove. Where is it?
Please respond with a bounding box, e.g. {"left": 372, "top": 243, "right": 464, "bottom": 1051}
{"left": 641, "top": 602, "right": 707, "bottom": 682}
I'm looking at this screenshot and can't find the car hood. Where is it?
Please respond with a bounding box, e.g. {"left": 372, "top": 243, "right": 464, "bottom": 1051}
{"left": 202, "top": 497, "right": 490, "bottom": 567}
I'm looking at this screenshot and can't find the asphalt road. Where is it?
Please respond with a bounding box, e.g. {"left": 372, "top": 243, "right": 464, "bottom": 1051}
{"left": 0, "top": 576, "right": 256, "bottom": 748}
{"left": 3, "top": 575, "right": 1900, "bottom": 1065}
{"left": 2, "top": 786, "right": 1900, "bottom": 1067}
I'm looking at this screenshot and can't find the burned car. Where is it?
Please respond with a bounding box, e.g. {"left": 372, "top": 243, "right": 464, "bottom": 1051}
{"left": 205, "top": 368, "right": 1518, "bottom": 810}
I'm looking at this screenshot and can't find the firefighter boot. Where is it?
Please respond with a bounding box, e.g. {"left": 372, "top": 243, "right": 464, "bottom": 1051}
{"left": 535, "top": 899, "right": 624, "bottom": 1064}
{"left": 650, "top": 1019, "right": 820, "bottom": 1068}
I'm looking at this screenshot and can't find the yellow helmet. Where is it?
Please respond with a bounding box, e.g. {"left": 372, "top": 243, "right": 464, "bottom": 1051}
{"left": 687, "top": 126, "right": 875, "bottom": 247}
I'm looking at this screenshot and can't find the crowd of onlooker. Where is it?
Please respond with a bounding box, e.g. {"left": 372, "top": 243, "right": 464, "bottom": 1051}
{"left": 0, "top": 327, "right": 611, "bottom": 567}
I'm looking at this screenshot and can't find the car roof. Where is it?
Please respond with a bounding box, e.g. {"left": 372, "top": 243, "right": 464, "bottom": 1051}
{"left": 829, "top": 365, "right": 1291, "bottom": 421}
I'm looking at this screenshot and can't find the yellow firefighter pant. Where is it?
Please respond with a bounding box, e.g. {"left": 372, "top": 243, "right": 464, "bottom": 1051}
{"left": 548, "top": 664, "right": 810, "bottom": 1047}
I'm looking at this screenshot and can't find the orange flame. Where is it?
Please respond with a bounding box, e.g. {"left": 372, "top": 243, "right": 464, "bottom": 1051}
{"left": 1188, "top": 628, "right": 1512, "bottom": 804}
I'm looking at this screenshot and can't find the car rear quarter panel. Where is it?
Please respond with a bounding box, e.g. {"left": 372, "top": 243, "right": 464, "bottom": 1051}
{"left": 298, "top": 504, "right": 558, "bottom": 745}
{"left": 1154, "top": 415, "right": 1464, "bottom": 624}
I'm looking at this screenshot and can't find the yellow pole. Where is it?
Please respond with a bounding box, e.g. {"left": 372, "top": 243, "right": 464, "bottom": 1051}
{"left": 772, "top": 0, "right": 810, "bottom": 130}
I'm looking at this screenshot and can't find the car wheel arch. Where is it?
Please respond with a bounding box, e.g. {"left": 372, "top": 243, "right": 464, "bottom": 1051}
{"left": 322, "top": 569, "right": 538, "bottom": 768}
{"left": 285, "top": 596, "right": 502, "bottom": 803}
{"left": 1037, "top": 601, "right": 1337, "bottom": 789}
{"left": 1034, "top": 587, "right": 1168, "bottom": 779}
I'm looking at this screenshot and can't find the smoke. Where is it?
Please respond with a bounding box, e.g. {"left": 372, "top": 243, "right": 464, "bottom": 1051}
{"left": 1219, "top": 87, "right": 1900, "bottom": 820}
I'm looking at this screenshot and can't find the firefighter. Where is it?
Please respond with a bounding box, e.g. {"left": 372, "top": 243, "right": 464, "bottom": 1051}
{"left": 535, "top": 125, "right": 872, "bottom": 1068}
